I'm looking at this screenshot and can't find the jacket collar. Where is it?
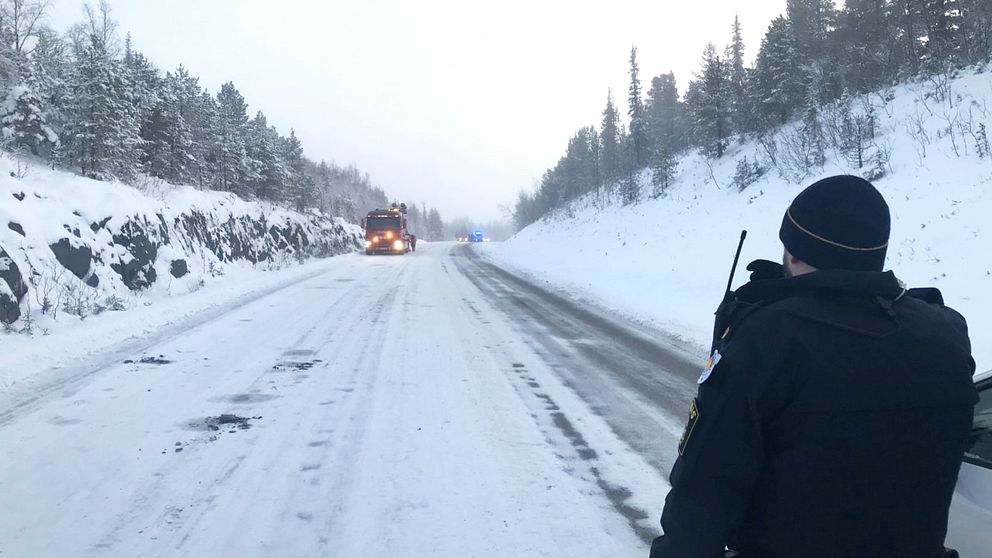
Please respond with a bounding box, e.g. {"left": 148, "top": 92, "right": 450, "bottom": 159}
{"left": 734, "top": 266, "right": 905, "bottom": 305}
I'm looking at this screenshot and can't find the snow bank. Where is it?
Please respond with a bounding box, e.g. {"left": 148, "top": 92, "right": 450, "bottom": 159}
{"left": 484, "top": 66, "right": 992, "bottom": 374}
{"left": 0, "top": 155, "right": 361, "bottom": 327}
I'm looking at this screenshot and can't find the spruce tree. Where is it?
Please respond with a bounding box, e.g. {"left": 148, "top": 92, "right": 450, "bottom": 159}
{"left": 26, "top": 27, "right": 70, "bottom": 134}
{"left": 650, "top": 141, "right": 678, "bottom": 198}
{"left": 61, "top": 35, "right": 142, "bottom": 181}
{"left": 787, "top": 0, "right": 836, "bottom": 63}
{"left": 1, "top": 85, "right": 58, "bottom": 155}
{"left": 835, "top": 0, "right": 894, "bottom": 93}
{"left": 627, "top": 46, "right": 649, "bottom": 167}
{"left": 645, "top": 72, "right": 683, "bottom": 155}
{"left": 599, "top": 90, "right": 621, "bottom": 182}
{"left": 158, "top": 66, "right": 199, "bottom": 185}
{"left": 244, "top": 112, "right": 285, "bottom": 200}
{"left": 920, "top": 0, "right": 962, "bottom": 68}
{"left": 750, "top": 17, "right": 806, "bottom": 127}
{"left": 212, "top": 82, "right": 252, "bottom": 195}
{"left": 726, "top": 16, "right": 749, "bottom": 136}
{"left": 686, "top": 43, "right": 730, "bottom": 159}
{"left": 957, "top": 0, "right": 992, "bottom": 65}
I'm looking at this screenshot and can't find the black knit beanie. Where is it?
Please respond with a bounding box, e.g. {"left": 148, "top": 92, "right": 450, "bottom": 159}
{"left": 779, "top": 175, "right": 890, "bottom": 272}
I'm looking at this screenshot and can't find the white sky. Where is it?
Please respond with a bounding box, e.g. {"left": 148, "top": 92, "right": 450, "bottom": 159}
{"left": 47, "top": 0, "right": 788, "bottom": 222}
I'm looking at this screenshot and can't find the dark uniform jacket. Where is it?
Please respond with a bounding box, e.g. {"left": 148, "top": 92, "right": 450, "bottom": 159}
{"left": 651, "top": 262, "right": 978, "bottom": 558}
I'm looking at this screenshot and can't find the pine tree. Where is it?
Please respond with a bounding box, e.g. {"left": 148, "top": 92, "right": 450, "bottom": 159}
{"left": 750, "top": 16, "right": 806, "bottom": 127}
{"left": 835, "top": 0, "right": 895, "bottom": 93}
{"left": 61, "top": 35, "right": 142, "bottom": 181}
{"left": 1, "top": 84, "right": 58, "bottom": 155}
{"left": 187, "top": 89, "right": 217, "bottom": 189}
{"left": 281, "top": 129, "right": 316, "bottom": 210}
{"left": 801, "top": 91, "right": 826, "bottom": 168}
{"left": 212, "top": 82, "right": 252, "bottom": 195}
{"left": 155, "top": 66, "right": 199, "bottom": 184}
{"left": 686, "top": 43, "right": 730, "bottom": 159}
{"left": 244, "top": 112, "right": 285, "bottom": 200}
{"left": 627, "top": 46, "right": 649, "bottom": 167}
{"left": 889, "top": 0, "right": 925, "bottom": 76}
{"left": 726, "top": 15, "right": 750, "bottom": 136}
{"left": 645, "top": 72, "right": 683, "bottom": 156}
{"left": 787, "top": 0, "right": 836, "bottom": 63}
{"left": 650, "top": 141, "right": 678, "bottom": 198}
{"left": 599, "top": 89, "right": 621, "bottom": 182}
{"left": 426, "top": 208, "right": 444, "bottom": 241}
{"left": 920, "top": 0, "right": 962, "bottom": 68}
{"left": 957, "top": 0, "right": 992, "bottom": 65}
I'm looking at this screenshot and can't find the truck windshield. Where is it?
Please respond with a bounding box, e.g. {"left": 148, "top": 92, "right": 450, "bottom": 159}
{"left": 366, "top": 216, "right": 401, "bottom": 230}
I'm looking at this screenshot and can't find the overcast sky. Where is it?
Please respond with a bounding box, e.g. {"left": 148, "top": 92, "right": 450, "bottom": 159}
{"left": 47, "top": 0, "right": 788, "bottom": 222}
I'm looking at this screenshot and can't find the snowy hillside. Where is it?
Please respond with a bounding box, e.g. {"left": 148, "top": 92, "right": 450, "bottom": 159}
{"left": 0, "top": 155, "right": 361, "bottom": 330}
{"left": 484, "top": 67, "right": 992, "bottom": 373}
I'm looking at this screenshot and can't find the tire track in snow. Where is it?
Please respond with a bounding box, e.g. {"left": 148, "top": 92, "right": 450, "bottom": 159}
{"left": 451, "top": 243, "right": 701, "bottom": 544}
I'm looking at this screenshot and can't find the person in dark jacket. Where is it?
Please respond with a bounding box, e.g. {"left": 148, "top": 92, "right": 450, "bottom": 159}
{"left": 651, "top": 175, "right": 978, "bottom": 558}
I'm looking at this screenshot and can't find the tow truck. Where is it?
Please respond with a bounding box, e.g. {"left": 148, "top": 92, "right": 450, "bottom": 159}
{"left": 362, "top": 204, "right": 416, "bottom": 255}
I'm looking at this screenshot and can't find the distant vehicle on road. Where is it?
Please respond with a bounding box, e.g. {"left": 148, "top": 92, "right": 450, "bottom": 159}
{"left": 362, "top": 204, "right": 415, "bottom": 255}
{"left": 470, "top": 230, "right": 484, "bottom": 243}
{"left": 946, "top": 369, "right": 992, "bottom": 556}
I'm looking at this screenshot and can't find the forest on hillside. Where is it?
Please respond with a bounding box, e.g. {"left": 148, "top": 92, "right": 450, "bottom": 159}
{"left": 513, "top": 0, "right": 992, "bottom": 229}
{"left": 0, "top": 0, "right": 453, "bottom": 237}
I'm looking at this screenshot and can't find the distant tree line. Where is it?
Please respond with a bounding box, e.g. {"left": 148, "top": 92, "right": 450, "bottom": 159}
{"left": 514, "top": 0, "right": 992, "bottom": 229}
{"left": 0, "top": 0, "right": 449, "bottom": 227}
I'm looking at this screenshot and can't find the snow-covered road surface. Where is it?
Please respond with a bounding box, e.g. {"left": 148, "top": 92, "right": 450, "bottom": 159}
{"left": 0, "top": 242, "right": 698, "bottom": 557}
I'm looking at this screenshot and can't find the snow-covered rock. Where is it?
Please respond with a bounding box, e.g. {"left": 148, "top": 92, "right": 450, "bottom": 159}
{"left": 0, "top": 156, "right": 361, "bottom": 325}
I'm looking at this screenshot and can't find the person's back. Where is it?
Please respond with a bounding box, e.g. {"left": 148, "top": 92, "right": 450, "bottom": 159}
{"left": 651, "top": 176, "right": 978, "bottom": 558}
{"left": 726, "top": 274, "right": 976, "bottom": 557}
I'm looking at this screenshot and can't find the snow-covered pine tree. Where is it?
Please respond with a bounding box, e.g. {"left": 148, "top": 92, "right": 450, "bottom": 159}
{"left": 151, "top": 66, "right": 199, "bottom": 184}
{"left": 750, "top": 16, "right": 806, "bottom": 127}
{"left": 787, "top": 0, "right": 835, "bottom": 63}
{"left": 726, "top": 15, "right": 750, "bottom": 137}
{"left": 61, "top": 35, "right": 142, "bottom": 181}
{"left": 686, "top": 42, "right": 730, "bottom": 159}
{"left": 426, "top": 208, "right": 444, "bottom": 241}
{"left": 618, "top": 127, "right": 640, "bottom": 205}
{"left": 957, "top": 0, "right": 992, "bottom": 65}
{"left": 650, "top": 141, "right": 677, "bottom": 198}
{"left": 627, "top": 46, "right": 649, "bottom": 167}
{"left": 645, "top": 72, "right": 683, "bottom": 157}
{"left": 1, "top": 84, "right": 57, "bottom": 155}
{"left": 835, "top": 0, "right": 894, "bottom": 93}
{"left": 245, "top": 112, "right": 286, "bottom": 201}
{"left": 185, "top": 88, "right": 218, "bottom": 189}
{"left": 888, "top": 0, "right": 926, "bottom": 76}
{"left": 599, "top": 90, "right": 621, "bottom": 182}
{"left": 281, "top": 129, "right": 316, "bottom": 211}
{"left": 919, "top": 0, "right": 962, "bottom": 69}
{"left": 27, "top": 27, "right": 71, "bottom": 138}
{"left": 212, "top": 82, "right": 252, "bottom": 195}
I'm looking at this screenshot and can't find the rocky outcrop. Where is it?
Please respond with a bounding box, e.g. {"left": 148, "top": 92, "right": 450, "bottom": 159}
{"left": 49, "top": 238, "right": 100, "bottom": 288}
{"left": 0, "top": 246, "right": 27, "bottom": 324}
{"left": 170, "top": 259, "right": 188, "bottom": 278}
{"left": 0, "top": 201, "right": 360, "bottom": 324}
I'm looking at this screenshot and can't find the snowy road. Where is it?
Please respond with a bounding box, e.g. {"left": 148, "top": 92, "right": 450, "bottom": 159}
{"left": 0, "top": 242, "right": 700, "bottom": 557}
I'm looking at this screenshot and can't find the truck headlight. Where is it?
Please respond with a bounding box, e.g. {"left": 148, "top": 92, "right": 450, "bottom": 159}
{"left": 364, "top": 240, "right": 372, "bottom": 248}
{"left": 372, "top": 236, "right": 379, "bottom": 243}
{"left": 393, "top": 240, "right": 404, "bottom": 251}
{"left": 386, "top": 231, "right": 394, "bottom": 240}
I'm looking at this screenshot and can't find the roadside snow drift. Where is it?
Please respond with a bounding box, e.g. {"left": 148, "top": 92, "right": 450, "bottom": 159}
{"left": 0, "top": 156, "right": 361, "bottom": 325}
{"left": 484, "top": 66, "right": 992, "bottom": 373}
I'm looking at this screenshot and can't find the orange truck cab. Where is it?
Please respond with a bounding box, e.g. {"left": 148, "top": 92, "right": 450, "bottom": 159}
{"left": 362, "top": 204, "right": 415, "bottom": 255}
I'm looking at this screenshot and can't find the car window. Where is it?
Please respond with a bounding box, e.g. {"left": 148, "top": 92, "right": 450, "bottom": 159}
{"left": 964, "top": 378, "right": 992, "bottom": 469}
